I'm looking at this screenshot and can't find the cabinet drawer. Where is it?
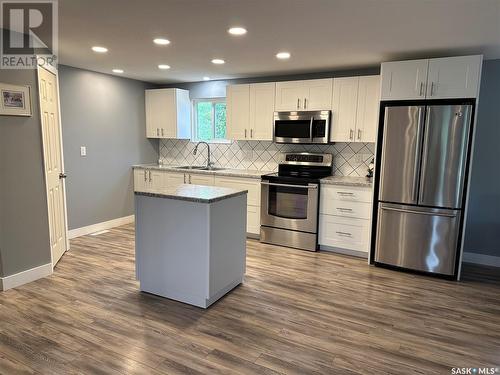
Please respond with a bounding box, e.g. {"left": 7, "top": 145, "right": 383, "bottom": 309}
{"left": 214, "top": 176, "right": 260, "bottom": 206}
{"left": 322, "top": 185, "right": 372, "bottom": 203}
{"left": 134, "top": 169, "right": 148, "bottom": 192}
{"left": 321, "top": 199, "right": 371, "bottom": 219}
{"left": 247, "top": 205, "right": 260, "bottom": 235}
{"left": 189, "top": 174, "right": 215, "bottom": 186}
{"left": 319, "top": 214, "right": 370, "bottom": 252}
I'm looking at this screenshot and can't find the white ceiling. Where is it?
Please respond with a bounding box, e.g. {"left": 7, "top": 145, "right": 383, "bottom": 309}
{"left": 58, "top": 0, "right": 500, "bottom": 84}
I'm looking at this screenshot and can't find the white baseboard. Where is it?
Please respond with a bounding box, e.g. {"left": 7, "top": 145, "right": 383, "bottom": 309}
{"left": 0, "top": 263, "right": 53, "bottom": 291}
{"left": 68, "top": 215, "right": 135, "bottom": 239}
{"left": 319, "top": 245, "right": 368, "bottom": 259}
{"left": 463, "top": 252, "right": 500, "bottom": 267}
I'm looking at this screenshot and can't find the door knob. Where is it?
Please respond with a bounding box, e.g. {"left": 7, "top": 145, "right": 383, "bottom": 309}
{"left": 59, "top": 173, "right": 67, "bottom": 179}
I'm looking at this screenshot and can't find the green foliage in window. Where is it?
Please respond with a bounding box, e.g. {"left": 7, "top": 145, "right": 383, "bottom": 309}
{"left": 195, "top": 100, "right": 227, "bottom": 141}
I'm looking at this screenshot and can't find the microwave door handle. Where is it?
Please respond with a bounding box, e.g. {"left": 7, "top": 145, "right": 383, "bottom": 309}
{"left": 309, "top": 117, "right": 314, "bottom": 142}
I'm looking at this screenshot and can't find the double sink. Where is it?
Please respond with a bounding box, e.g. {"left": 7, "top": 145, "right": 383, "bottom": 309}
{"left": 173, "top": 165, "right": 227, "bottom": 171}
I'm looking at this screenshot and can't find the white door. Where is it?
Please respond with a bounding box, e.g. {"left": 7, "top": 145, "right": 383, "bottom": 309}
{"left": 355, "top": 75, "right": 380, "bottom": 143}
{"left": 426, "top": 55, "right": 482, "bottom": 99}
{"left": 145, "top": 89, "right": 176, "bottom": 138}
{"left": 249, "top": 82, "right": 275, "bottom": 140}
{"left": 380, "top": 59, "right": 429, "bottom": 100}
{"left": 331, "top": 77, "right": 359, "bottom": 142}
{"left": 165, "top": 172, "right": 186, "bottom": 193}
{"left": 38, "top": 67, "right": 67, "bottom": 267}
{"left": 227, "top": 85, "right": 250, "bottom": 140}
{"left": 304, "top": 79, "right": 333, "bottom": 110}
{"left": 189, "top": 174, "right": 215, "bottom": 186}
{"left": 275, "top": 81, "right": 307, "bottom": 111}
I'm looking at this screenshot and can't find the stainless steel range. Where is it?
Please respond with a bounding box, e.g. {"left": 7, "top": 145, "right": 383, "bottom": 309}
{"left": 260, "top": 153, "right": 333, "bottom": 251}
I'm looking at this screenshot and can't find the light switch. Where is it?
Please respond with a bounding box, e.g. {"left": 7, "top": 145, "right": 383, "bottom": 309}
{"left": 80, "top": 146, "right": 87, "bottom": 156}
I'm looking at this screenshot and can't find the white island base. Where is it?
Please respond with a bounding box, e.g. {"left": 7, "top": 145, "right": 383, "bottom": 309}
{"left": 135, "top": 185, "right": 247, "bottom": 308}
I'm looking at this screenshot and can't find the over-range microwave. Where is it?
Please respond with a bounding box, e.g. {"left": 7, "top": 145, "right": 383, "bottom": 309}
{"left": 273, "top": 110, "right": 331, "bottom": 144}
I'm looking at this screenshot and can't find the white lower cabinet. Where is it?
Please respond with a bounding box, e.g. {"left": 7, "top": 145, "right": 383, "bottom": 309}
{"left": 319, "top": 184, "right": 372, "bottom": 255}
{"left": 133, "top": 169, "right": 262, "bottom": 236}
{"left": 214, "top": 176, "right": 261, "bottom": 235}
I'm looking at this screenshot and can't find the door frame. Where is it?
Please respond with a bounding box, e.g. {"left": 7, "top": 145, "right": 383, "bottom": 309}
{"left": 36, "top": 60, "right": 70, "bottom": 268}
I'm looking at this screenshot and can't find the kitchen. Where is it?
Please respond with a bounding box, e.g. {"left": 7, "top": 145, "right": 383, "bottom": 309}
{"left": 0, "top": 1, "right": 499, "bottom": 373}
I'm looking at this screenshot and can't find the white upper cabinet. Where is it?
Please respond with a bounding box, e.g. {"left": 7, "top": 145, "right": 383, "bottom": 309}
{"left": 227, "top": 83, "right": 275, "bottom": 141}
{"left": 380, "top": 59, "right": 429, "bottom": 100}
{"left": 356, "top": 76, "right": 381, "bottom": 142}
{"left": 331, "top": 77, "right": 359, "bottom": 142}
{"left": 381, "top": 55, "right": 482, "bottom": 100}
{"left": 227, "top": 84, "right": 250, "bottom": 140}
{"left": 249, "top": 82, "right": 275, "bottom": 140}
{"left": 275, "top": 79, "right": 332, "bottom": 111}
{"left": 330, "top": 75, "right": 380, "bottom": 143}
{"left": 426, "top": 56, "right": 482, "bottom": 99}
{"left": 145, "top": 89, "right": 191, "bottom": 139}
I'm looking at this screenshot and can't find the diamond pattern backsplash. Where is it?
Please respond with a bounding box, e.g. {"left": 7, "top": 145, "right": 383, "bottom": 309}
{"left": 159, "top": 139, "right": 374, "bottom": 177}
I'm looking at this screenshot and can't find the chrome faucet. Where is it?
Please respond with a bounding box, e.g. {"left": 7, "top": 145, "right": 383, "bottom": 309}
{"left": 193, "top": 141, "right": 214, "bottom": 169}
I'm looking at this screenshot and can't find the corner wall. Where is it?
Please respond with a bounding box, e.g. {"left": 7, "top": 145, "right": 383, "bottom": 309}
{"left": 58, "top": 65, "right": 157, "bottom": 230}
{"left": 0, "top": 69, "right": 52, "bottom": 278}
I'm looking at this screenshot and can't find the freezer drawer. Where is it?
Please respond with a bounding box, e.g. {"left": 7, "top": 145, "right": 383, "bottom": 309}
{"left": 375, "top": 203, "right": 460, "bottom": 275}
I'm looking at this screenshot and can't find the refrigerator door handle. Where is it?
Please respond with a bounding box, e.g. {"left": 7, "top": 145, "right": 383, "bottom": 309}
{"left": 412, "top": 107, "right": 425, "bottom": 202}
{"left": 380, "top": 205, "right": 458, "bottom": 218}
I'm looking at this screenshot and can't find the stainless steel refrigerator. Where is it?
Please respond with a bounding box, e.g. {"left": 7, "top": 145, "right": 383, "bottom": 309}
{"left": 374, "top": 103, "right": 473, "bottom": 276}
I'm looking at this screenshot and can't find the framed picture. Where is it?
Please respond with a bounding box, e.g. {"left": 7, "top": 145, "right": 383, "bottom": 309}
{"left": 0, "top": 83, "right": 32, "bottom": 116}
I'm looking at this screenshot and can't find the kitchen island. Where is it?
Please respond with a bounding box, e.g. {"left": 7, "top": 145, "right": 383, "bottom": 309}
{"left": 135, "top": 184, "right": 247, "bottom": 308}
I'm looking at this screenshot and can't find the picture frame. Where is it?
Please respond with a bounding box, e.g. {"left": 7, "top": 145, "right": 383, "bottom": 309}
{"left": 0, "top": 83, "right": 32, "bottom": 116}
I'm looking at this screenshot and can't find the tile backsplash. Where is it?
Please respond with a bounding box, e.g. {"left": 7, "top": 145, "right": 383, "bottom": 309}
{"left": 159, "top": 139, "right": 374, "bottom": 177}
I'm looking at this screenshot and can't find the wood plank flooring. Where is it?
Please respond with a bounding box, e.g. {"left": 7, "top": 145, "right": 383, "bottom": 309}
{"left": 0, "top": 224, "right": 499, "bottom": 374}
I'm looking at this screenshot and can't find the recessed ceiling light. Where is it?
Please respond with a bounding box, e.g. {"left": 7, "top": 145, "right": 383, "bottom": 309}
{"left": 153, "top": 38, "right": 170, "bottom": 45}
{"left": 91, "top": 46, "right": 108, "bottom": 53}
{"left": 228, "top": 27, "right": 247, "bottom": 35}
{"left": 203, "top": 76, "right": 210, "bottom": 81}
{"left": 211, "top": 59, "right": 225, "bottom": 65}
{"left": 112, "top": 69, "right": 124, "bottom": 74}
{"left": 276, "top": 52, "right": 291, "bottom": 59}
{"left": 158, "top": 64, "right": 171, "bottom": 70}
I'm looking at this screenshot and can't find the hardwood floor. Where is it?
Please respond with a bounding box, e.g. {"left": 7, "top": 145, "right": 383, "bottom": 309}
{"left": 0, "top": 224, "right": 499, "bottom": 374}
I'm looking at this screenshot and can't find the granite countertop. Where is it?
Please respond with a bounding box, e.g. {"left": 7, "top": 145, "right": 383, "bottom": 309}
{"left": 133, "top": 164, "right": 271, "bottom": 179}
{"left": 135, "top": 184, "right": 248, "bottom": 203}
{"left": 320, "top": 176, "right": 373, "bottom": 187}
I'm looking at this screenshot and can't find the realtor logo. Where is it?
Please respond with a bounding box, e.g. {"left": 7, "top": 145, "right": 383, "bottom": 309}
{"left": 0, "top": 0, "right": 58, "bottom": 69}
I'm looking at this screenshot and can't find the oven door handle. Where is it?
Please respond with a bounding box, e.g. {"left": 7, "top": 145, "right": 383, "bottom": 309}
{"left": 261, "top": 181, "right": 318, "bottom": 189}
{"left": 309, "top": 116, "right": 314, "bottom": 142}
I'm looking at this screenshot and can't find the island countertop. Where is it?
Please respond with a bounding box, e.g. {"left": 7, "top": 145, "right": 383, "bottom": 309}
{"left": 135, "top": 184, "right": 248, "bottom": 204}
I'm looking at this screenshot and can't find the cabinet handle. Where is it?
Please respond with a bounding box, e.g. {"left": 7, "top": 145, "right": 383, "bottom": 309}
{"left": 183, "top": 174, "right": 186, "bottom": 184}
{"left": 250, "top": 129, "right": 253, "bottom": 138}
{"left": 419, "top": 82, "right": 424, "bottom": 96}
{"left": 430, "top": 82, "right": 435, "bottom": 96}
{"left": 337, "top": 191, "right": 354, "bottom": 196}
{"left": 245, "top": 129, "right": 247, "bottom": 138}
{"left": 149, "top": 171, "right": 152, "bottom": 182}
{"left": 336, "top": 231, "right": 352, "bottom": 237}
{"left": 303, "top": 98, "right": 307, "bottom": 109}
{"left": 189, "top": 175, "right": 191, "bottom": 184}
{"left": 297, "top": 98, "right": 300, "bottom": 109}
{"left": 144, "top": 170, "right": 147, "bottom": 182}
{"left": 349, "top": 129, "right": 354, "bottom": 140}
{"left": 161, "top": 128, "right": 164, "bottom": 136}
{"left": 156, "top": 128, "right": 159, "bottom": 136}
{"left": 337, "top": 207, "right": 353, "bottom": 212}
{"left": 357, "top": 129, "right": 361, "bottom": 140}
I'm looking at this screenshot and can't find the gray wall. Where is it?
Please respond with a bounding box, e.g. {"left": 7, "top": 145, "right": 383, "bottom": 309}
{"left": 58, "top": 65, "right": 157, "bottom": 230}
{"left": 161, "top": 67, "right": 380, "bottom": 99}
{"left": 464, "top": 59, "right": 500, "bottom": 257}
{"left": 0, "top": 69, "right": 51, "bottom": 277}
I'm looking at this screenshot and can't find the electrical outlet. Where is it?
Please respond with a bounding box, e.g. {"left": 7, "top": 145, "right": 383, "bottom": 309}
{"left": 80, "top": 146, "right": 87, "bottom": 156}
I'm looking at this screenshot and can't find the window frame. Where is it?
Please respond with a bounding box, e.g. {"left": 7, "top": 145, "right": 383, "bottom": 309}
{"left": 192, "top": 97, "right": 230, "bottom": 144}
